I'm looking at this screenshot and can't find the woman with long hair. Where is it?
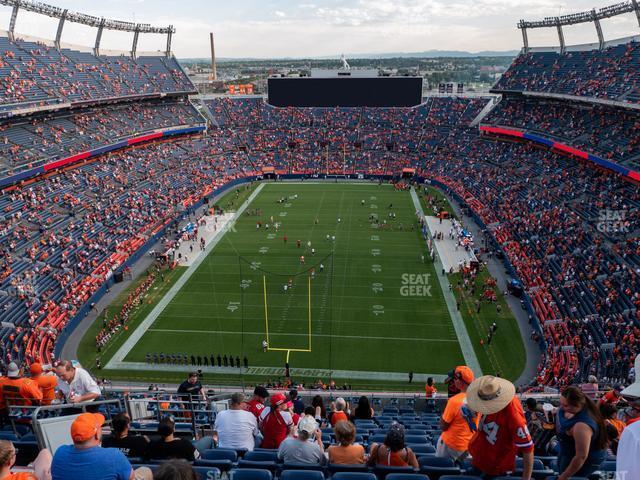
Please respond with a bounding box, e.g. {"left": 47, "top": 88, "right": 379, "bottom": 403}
{"left": 311, "top": 395, "right": 326, "bottom": 421}
{"left": 555, "top": 386, "right": 607, "bottom": 480}
{"left": 352, "top": 396, "right": 374, "bottom": 420}
{"left": 367, "top": 423, "right": 418, "bottom": 469}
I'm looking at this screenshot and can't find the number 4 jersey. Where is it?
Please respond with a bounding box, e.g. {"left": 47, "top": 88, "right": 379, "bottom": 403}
{"left": 469, "top": 396, "right": 534, "bottom": 475}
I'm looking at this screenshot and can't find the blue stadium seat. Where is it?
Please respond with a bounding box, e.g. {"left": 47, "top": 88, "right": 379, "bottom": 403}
{"left": 368, "top": 434, "right": 387, "bottom": 444}
{"left": 244, "top": 451, "right": 279, "bottom": 462}
{"left": 404, "top": 436, "right": 428, "bottom": 445}
{"left": 440, "top": 477, "right": 482, "bottom": 480}
{"left": 232, "top": 468, "right": 273, "bottom": 480}
{"left": 194, "top": 459, "right": 234, "bottom": 473}
{"left": 327, "top": 464, "right": 370, "bottom": 475}
{"left": 280, "top": 463, "right": 325, "bottom": 472}
{"left": 373, "top": 465, "right": 417, "bottom": 479}
{"left": 237, "top": 459, "right": 279, "bottom": 474}
{"left": 280, "top": 470, "right": 325, "bottom": 480}
{"left": 201, "top": 448, "right": 238, "bottom": 461}
{"left": 533, "top": 456, "right": 556, "bottom": 467}
{"left": 418, "top": 457, "right": 461, "bottom": 480}
{"left": 386, "top": 475, "right": 431, "bottom": 480}
{"left": 407, "top": 444, "right": 435, "bottom": 456}
{"left": 193, "top": 466, "right": 220, "bottom": 480}
{"left": 514, "top": 458, "right": 553, "bottom": 480}
{"left": 332, "top": 473, "right": 377, "bottom": 480}
{"left": 541, "top": 477, "right": 588, "bottom": 480}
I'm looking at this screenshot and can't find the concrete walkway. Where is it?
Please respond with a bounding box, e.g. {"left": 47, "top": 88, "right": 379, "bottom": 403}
{"left": 410, "top": 188, "right": 482, "bottom": 377}
{"left": 424, "top": 216, "right": 477, "bottom": 273}
{"left": 425, "top": 186, "right": 540, "bottom": 387}
{"left": 174, "top": 213, "right": 235, "bottom": 267}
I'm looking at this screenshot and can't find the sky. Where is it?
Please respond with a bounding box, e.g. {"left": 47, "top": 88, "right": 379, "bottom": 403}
{"left": 0, "top": 0, "right": 638, "bottom": 58}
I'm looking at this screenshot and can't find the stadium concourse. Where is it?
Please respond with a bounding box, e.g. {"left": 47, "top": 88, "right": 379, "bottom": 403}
{"left": 0, "top": 0, "right": 638, "bottom": 476}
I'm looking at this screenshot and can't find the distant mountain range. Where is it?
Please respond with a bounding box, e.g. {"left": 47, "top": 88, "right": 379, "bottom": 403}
{"left": 179, "top": 49, "right": 520, "bottom": 62}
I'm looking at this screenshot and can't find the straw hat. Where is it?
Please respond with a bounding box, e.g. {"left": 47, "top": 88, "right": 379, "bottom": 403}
{"left": 466, "top": 375, "right": 516, "bottom": 415}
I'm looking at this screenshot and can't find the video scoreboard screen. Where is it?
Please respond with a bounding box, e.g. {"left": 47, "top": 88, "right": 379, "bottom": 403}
{"left": 267, "top": 77, "right": 423, "bottom": 108}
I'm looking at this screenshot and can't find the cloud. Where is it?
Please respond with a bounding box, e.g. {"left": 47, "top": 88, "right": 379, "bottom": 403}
{"left": 0, "top": 1, "right": 639, "bottom": 58}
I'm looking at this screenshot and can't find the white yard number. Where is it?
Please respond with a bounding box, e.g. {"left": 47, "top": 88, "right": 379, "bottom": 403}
{"left": 482, "top": 421, "right": 499, "bottom": 445}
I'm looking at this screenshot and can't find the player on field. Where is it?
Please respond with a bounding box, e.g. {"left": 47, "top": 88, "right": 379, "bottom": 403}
{"left": 262, "top": 340, "right": 268, "bottom": 352}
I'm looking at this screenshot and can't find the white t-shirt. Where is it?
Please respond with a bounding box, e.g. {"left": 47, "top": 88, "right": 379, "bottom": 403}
{"left": 214, "top": 408, "right": 259, "bottom": 451}
{"left": 57, "top": 367, "right": 101, "bottom": 401}
{"left": 617, "top": 420, "right": 640, "bottom": 477}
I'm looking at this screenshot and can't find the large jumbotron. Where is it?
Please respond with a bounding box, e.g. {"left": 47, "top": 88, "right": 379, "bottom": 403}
{"left": 0, "top": 0, "right": 638, "bottom": 477}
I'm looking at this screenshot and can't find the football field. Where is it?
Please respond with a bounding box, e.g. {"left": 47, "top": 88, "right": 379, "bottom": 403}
{"left": 108, "top": 182, "right": 471, "bottom": 381}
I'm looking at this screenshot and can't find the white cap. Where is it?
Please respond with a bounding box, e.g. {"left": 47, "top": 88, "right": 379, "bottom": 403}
{"left": 7, "top": 362, "right": 19, "bottom": 378}
{"left": 298, "top": 415, "right": 317, "bottom": 435}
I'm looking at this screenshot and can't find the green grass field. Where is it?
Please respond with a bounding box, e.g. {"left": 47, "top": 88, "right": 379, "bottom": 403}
{"left": 80, "top": 182, "right": 525, "bottom": 388}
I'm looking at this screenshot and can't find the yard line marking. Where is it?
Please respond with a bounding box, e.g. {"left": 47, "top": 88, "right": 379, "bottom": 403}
{"left": 147, "top": 328, "right": 459, "bottom": 343}
{"left": 150, "top": 317, "right": 454, "bottom": 329}
{"left": 105, "top": 183, "right": 267, "bottom": 369}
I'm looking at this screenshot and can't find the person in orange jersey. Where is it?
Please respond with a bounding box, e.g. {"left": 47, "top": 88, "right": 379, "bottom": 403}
{"left": 436, "top": 366, "right": 479, "bottom": 461}
{"left": 28, "top": 364, "right": 56, "bottom": 407}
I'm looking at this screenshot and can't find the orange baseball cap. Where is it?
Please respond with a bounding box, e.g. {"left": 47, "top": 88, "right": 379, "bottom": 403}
{"left": 29, "top": 363, "right": 43, "bottom": 375}
{"left": 71, "top": 413, "right": 105, "bottom": 442}
{"left": 454, "top": 366, "right": 475, "bottom": 385}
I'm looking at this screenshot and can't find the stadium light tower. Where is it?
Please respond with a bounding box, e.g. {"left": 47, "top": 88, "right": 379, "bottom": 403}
{"left": 633, "top": 0, "right": 640, "bottom": 26}
{"left": 518, "top": 0, "right": 640, "bottom": 51}
{"left": 555, "top": 17, "right": 566, "bottom": 53}
{"left": 1, "top": 0, "right": 175, "bottom": 57}
{"left": 591, "top": 9, "right": 605, "bottom": 50}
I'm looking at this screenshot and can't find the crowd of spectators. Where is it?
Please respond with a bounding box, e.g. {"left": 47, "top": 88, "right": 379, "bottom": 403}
{"left": 483, "top": 97, "right": 640, "bottom": 166}
{"left": 1, "top": 360, "right": 638, "bottom": 479}
{"left": 0, "top": 93, "right": 637, "bottom": 394}
{"left": 0, "top": 99, "right": 203, "bottom": 175}
{"left": 493, "top": 40, "right": 640, "bottom": 103}
{"left": 419, "top": 132, "right": 639, "bottom": 388}
{"left": 0, "top": 35, "right": 194, "bottom": 110}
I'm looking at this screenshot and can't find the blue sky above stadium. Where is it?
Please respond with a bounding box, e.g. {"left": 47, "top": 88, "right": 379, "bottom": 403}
{"left": 0, "top": 0, "right": 638, "bottom": 58}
